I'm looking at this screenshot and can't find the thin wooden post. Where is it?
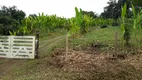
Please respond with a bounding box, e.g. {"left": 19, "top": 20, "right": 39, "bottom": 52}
{"left": 65, "top": 32, "right": 68, "bottom": 60}
{"left": 35, "top": 32, "right": 39, "bottom": 58}
{"left": 115, "top": 32, "right": 118, "bottom": 55}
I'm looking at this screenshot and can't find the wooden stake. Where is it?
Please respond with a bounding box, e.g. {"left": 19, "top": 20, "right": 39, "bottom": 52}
{"left": 115, "top": 32, "right": 118, "bottom": 55}
{"left": 35, "top": 32, "right": 39, "bottom": 59}
{"left": 66, "top": 32, "right": 68, "bottom": 60}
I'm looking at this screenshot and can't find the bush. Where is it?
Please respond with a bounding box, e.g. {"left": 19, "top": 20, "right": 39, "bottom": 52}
{"left": 112, "top": 22, "right": 119, "bottom": 26}
{"left": 100, "top": 25, "right": 108, "bottom": 28}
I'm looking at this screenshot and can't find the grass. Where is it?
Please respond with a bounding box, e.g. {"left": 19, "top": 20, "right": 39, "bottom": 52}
{"left": 68, "top": 27, "right": 121, "bottom": 52}
{"left": 69, "top": 26, "right": 142, "bottom": 53}
{"left": 39, "top": 29, "right": 66, "bottom": 40}
{"left": 1, "top": 26, "right": 142, "bottom": 80}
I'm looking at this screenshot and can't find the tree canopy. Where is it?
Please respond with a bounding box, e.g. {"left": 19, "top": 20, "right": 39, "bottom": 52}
{"left": 132, "top": 0, "right": 142, "bottom": 6}
{"left": 100, "top": 0, "right": 133, "bottom": 19}
{"left": 0, "top": 6, "right": 26, "bottom": 35}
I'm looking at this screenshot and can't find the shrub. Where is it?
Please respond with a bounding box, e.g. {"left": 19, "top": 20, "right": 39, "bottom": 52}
{"left": 100, "top": 25, "right": 108, "bottom": 28}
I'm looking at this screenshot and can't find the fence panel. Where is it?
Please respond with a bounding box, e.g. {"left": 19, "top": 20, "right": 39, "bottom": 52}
{"left": 0, "top": 36, "right": 36, "bottom": 59}
{"left": 0, "top": 36, "right": 10, "bottom": 58}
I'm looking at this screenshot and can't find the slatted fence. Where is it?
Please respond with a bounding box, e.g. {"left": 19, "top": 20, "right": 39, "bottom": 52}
{"left": 0, "top": 36, "right": 36, "bottom": 59}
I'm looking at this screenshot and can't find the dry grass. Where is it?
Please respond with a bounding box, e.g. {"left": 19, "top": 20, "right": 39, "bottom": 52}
{"left": 48, "top": 48, "right": 142, "bottom": 80}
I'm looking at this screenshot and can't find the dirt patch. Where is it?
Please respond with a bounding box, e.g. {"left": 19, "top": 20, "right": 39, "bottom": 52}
{"left": 50, "top": 49, "right": 119, "bottom": 72}
{"left": 122, "top": 54, "right": 142, "bottom": 70}
{"left": 49, "top": 48, "right": 142, "bottom": 80}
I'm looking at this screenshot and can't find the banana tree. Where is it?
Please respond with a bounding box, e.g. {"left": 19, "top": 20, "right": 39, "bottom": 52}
{"left": 132, "top": 4, "right": 142, "bottom": 50}
{"left": 132, "top": 4, "right": 142, "bottom": 30}
{"left": 121, "top": 3, "right": 132, "bottom": 46}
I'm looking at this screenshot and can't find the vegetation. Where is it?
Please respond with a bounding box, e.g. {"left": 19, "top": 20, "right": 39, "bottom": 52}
{"left": 0, "top": 6, "right": 25, "bottom": 35}
{"left": 0, "top": 0, "right": 142, "bottom": 79}
{"left": 1, "top": 27, "right": 142, "bottom": 80}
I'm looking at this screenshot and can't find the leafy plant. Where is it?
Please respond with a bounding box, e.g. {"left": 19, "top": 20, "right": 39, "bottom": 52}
{"left": 121, "top": 3, "right": 132, "bottom": 46}
{"left": 132, "top": 4, "right": 142, "bottom": 30}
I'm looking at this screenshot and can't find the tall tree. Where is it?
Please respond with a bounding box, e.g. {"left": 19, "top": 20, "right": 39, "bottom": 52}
{"left": 132, "top": 0, "right": 142, "bottom": 6}
{"left": 0, "top": 6, "right": 26, "bottom": 35}
{"left": 100, "top": 0, "right": 132, "bottom": 19}
{"left": 0, "top": 6, "right": 25, "bottom": 22}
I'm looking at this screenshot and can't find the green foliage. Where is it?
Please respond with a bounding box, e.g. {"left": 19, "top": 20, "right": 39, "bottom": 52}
{"left": 92, "top": 18, "right": 114, "bottom": 26}
{"left": 0, "top": 6, "right": 25, "bottom": 21}
{"left": 101, "top": 0, "right": 120, "bottom": 19}
{"left": 100, "top": 25, "right": 108, "bottom": 28}
{"left": 132, "top": 4, "right": 137, "bottom": 29}
{"left": 0, "top": 16, "right": 18, "bottom": 35}
{"left": 82, "top": 11, "right": 97, "bottom": 18}
{"left": 132, "top": 5, "right": 142, "bottom": 30}
{"left": 123, "top": 22, "right": 132, "bottom": 45}
{"left": 75, "top": 7, "right": 83, "bottom": 27}
{"left": 74, "top": 7, "right": 83, "bottom": 34}
{"left": 101, "top": 0, "right": 133, "bottom": 19}
{"left": 132, "top": 0, "right": 142, "bottom": 7}
{"left": 74, "top": 7, "right": 98, "bottom": 34}
{"left": 121, "top": 3, "right": 127, "bottom": 35}
{"left": 12, "top": 13, "right": 68, "bottom": 35}
{"left": 121, "top": 3, "right": 133, "bottom": 46}
{"left": 0, "top": 5, "right": 25, "bottom": 35}
{"left": 120, "top": 3, "right": 142, "bottom": 46}
{"left": 3, "top": 6, "right": 118, "bottom": 37}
